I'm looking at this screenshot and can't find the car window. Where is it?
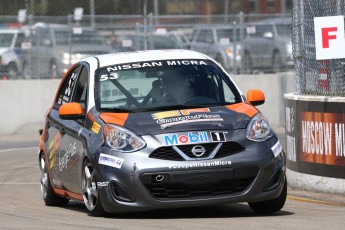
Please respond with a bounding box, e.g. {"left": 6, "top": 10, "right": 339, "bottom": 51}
{"left": 0, "top": 32, "right": 14, "bottom": 47}
{"left": 150, "top": 36, "right": 183, "bottom": 49}
{"left": 276, "top": 24, "right": 291, "bottom": 37}
{"left": 54, "top": 29, "right": 107, "bottom": 46}
{"left": 56, "top": 66, "right": 82, "bottom": 106}
{"left": 73, "top": 66, "right": 88, "bottom": 112}
{"left": 252, "top": 24, "right": 273, "bottom": 37}
{"left": 196, "top": 29, "right": 214, "bottom": 43}
{"left": 216, "top": 28, "right": 244, "bottom": 43}
{"left": 95, "top": 59, "right": 241, "bottom": 111}
{"left": 15, "top": 33, "right": 26, "bottom": 48}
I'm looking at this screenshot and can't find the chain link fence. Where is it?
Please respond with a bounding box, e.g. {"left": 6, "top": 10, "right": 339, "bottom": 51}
{"left": 0, "top": 0, "right": 293, "bottom": 79}
{"left": 292, "top": 0, "right": 345, "bottom": 96}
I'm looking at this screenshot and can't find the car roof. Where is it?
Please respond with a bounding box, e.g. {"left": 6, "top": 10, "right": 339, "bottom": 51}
{"left": 89, "top": 49, "right": 211, "bottom": 68}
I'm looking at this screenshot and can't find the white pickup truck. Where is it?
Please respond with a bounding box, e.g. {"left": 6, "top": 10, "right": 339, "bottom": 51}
{"left": 0, "top": 29, "right": 26, "bottom": 79}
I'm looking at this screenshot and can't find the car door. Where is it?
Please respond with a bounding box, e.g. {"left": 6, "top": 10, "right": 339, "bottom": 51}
{"left": 45, "top": 64, "right": 89, "bottom": 194}
{"left": 59, "top": 64, "right": 90, "bottom": 194}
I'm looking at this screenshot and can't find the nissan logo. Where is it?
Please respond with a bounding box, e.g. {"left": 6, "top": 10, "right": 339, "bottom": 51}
{"left": 191, "top": 145, "right": 206, "bottom": 157}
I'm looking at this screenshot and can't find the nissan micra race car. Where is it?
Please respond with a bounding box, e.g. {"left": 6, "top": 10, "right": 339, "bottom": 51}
{"left": 38, "top": 49, "right": 286, "bottom": 216}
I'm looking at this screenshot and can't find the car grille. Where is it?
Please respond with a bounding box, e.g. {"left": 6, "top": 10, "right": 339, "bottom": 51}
{"left": 149, "top": 142, "right": 245, "bottom": 161}
{"left": 141, "top": 167, "right": 258, "bottom": 200}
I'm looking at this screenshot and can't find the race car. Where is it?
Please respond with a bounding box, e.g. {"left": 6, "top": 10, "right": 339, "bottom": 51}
{"left": 38, "top": 49, "right": 286, "bottom": 216}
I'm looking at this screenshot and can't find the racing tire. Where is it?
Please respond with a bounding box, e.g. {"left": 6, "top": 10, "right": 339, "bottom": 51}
{"left": 82, "top": 160, "right": 106, "bottom": 217}
{"left": 248, "top": 178, "right": 287, "bottom": 215}
{"left": 7, "top": 62, "right": 18, "bottom": 79}
{"left": 39, "top": 154, "right": 69, "bottom": 206}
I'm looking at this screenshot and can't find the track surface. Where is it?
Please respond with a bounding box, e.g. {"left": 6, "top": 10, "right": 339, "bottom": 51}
{"left": 0, "top": 146, "right": 344, "bottom": 230}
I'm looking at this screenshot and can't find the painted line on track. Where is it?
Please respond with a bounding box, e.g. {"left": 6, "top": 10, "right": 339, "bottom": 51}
{"left": 287, "top": 195, "right": 345, "bottom": 207}
{"left": 0, "top": 182, "right": 40, "bottom": 185}
{"left": 0, "top": 146, "right": 37, "bottom": 153}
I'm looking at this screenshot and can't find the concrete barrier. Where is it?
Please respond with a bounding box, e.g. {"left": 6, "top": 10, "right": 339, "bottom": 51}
{"left": 0, "top": 79, "right": 60, "bottom": 135}
{"left": 0, "top": 72, "right": 294, "bottom": 136}
{"left": 285, "top": 93, "right": 345, "bottom": 195}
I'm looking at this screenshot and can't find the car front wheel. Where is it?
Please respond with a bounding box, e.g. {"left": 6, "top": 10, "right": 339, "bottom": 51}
{"left": 248, "top": 178, "right": 287, "bottom": 214}
{"left": 82, "top": 160, "right": 106, "bottom": 216}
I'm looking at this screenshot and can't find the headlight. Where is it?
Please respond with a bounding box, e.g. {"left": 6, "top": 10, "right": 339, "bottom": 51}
{"left": 103, "top": 124, "right": 146, "bottom": 152}
{"left": 246, "top": 113, "right": 273, "bottom": 142}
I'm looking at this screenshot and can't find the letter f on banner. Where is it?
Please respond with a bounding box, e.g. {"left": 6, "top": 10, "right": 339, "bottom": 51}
{"left": 314, "top": 15, "right": 345, "bottom": 60}
{"left": 322, "top": 27, "right": 337, "bottom": 48}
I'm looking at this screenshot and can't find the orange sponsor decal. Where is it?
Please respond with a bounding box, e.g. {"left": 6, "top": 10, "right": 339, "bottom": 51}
{"left": 225, "top": 102, "right": 258, "bottom": 118}
{"left": 300, "top": 112, "right": 345, "bottom": 166}
{"left": 100, "top": 112, "right": 129, "bottom": 126}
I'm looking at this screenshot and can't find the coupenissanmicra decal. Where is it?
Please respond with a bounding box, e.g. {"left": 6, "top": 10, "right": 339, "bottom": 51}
{"left": 152, "top": 108, "right": 223, "bottom": 129}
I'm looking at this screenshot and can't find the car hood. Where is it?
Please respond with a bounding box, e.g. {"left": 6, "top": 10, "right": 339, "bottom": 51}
{"left": 0, "top": 48, "right": 10, "bottom": 54}
{"left": 99, "top": 103, "right": 258, "bottom": 135}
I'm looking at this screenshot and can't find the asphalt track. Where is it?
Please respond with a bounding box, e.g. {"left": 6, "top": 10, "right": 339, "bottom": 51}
{"left": 0, "top": 141, "right": 345, "bottom": 229}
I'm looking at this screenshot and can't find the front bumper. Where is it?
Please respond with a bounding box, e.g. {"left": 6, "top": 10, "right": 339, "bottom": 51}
{"left": 94, "top": 135, "right": 285, "bottom": 214}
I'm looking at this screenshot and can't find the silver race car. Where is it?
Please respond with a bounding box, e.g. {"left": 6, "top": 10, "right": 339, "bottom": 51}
{"left": 38, "top": 49, "right": 286, "bottom": 216}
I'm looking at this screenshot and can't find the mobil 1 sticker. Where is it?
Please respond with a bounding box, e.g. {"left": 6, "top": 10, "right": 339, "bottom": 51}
{"left": 210, "top": 131, "right": 226, "bottom": 142}
{"left": 162, "top": 131, "right": 227, "bottom": 146}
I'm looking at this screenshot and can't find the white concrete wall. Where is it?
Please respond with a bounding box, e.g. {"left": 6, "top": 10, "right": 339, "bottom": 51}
{"left": 0, "top": 72, "right": 295, "bottom": 136}
{"left": 0, "top": 79, "right": 60, "bottom": 135}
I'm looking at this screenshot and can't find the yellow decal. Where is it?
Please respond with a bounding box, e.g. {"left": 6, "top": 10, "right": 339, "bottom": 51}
{"left": 152, "top": 110, "right": 181, "bottom": 120}
{"left": 92, "top": 122, "right": 101, "bottom": 134}
{"left": 152, "top": 108, "right": 211, "bottom": 120}
{"left": 48, "top": 132, "right": 61, "bottom": 169}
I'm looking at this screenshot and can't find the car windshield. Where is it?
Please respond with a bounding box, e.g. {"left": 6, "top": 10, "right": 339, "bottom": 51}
{"left": 54, "top": 30, "right": 107, "bottom": 45}
{"left": 276, "top": 24, "right": 291, "bottom": 37}
{"left": 216, "top": 28, "right": 244, "bottom": 42}
{"left": 0, "top": 33, "right": 14, "bottom": 47}
{"left": 118, "top": 35, "right": 184, "bottom": 50}
{"left": 95, "top": 59, "right": 242, "bottom": 112}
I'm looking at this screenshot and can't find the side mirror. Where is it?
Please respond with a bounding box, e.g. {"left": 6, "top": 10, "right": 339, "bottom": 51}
{"left": 246, "top": 89, "right": 265, "bottom": 106}
{"left": 58, "top": 102, "right": 85, "bottom": 120}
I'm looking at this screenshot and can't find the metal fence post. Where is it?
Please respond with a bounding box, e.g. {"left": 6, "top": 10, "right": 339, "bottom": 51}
{"left": 143, "top": 0, "right": 148, "bottom": 50}
{"left": 68, "top": 15, "right": 72, "bottom": 67}
{"left": 239, "top": 11, "right": 244, "bottom": 74}
{"left": 232, "top": 21, "right": 238, "bottom": 75}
